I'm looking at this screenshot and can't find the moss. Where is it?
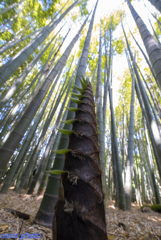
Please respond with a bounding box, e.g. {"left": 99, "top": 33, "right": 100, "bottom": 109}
{"left": 140, "top": 204, "right": 151, "bottom": 209}
{"left": 150, "top": 204, "right": 161, "bottom": 213}
{"left": 140, "top": 204, "right": 161, "bottom": 213}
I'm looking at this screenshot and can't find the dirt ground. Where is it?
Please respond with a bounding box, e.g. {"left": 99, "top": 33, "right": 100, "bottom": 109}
{"left": 0, "top": 189, "right": 160, "bottom": 239}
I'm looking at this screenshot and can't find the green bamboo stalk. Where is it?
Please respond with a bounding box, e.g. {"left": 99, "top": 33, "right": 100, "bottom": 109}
{"left": 0, "top": 72, "right": 62, "bottom": 193}
{"left": 33, "top": 62, "right": 75, "bottom": 195}
{"left": 129, "top": 28, "right": 157, "bottom": 84}
{"left": 103, "top": 19, "right": 112, "bottom": 133}
{"left": 138, "top": 65, "right": 161, "bottom": 116}
{"left": 16, "top": 76, "right": 67, "bottom": 193}
{"left": 96, "top": 23, "right": 105, "bottom": 172}
{"left": 37, "top": 106, "right": 70, "bottom": 196}
{"left": 0, "top": 34, "right": 59, "bottom": 112}
{"left": 150, "top": 11, "right": 161, "bottom": 31}
{"left": 126, "top": 0, "right": 161, "bottom": 89}
{"left": 0, "top": 27, "right": 67, "bottom": 111}
{"left": 123, "top": 23, "right": 161, "bottom": 180}
{"left": 149, "top": 18, "right": 161, "bottom": 47}
{"left": 0, "top": 0, "right": 79, "bottom": 87}
{"left": 135, "top": 78, "right": 161, "bottom": 181}
{"left": 109, "top": 72, "right": 126, "bottom": 210}
{"left": 34, "top": 2, "right": 98, "bottom": 227}
{"left": 111, "top": 122, "right": 119, "bottom": 206}
{"left": 124, "top": 66, "right": 135, "bottom": 210}
{"left": 0, "top": 43, "right": 58, "bottom": 142}
{"left": 34, "top": 102, "right": 75, "bottom": 228}
{"left": 148, "top": 0, "right": 161, "bottom": 13}
{"left": 142, "top": 118, "right": 161, "bottom": 204}
{"left": 27, "top": 73, "right": 74, "bottom": 194}
{"left": 14, "top": 137, "right": 38, "bottom": 191}
{"left": 0, "top": 16, "right": 88, "bottom": 173}
{"left": 0, "top": 27, "right": 43, "bottom": 55}
{"left": 0, "top": 0, "right": 25, "bottom": 14}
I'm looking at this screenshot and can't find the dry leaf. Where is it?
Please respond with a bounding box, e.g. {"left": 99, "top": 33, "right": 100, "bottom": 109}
{"left": 0, "top": 223, "right": 9, "bottom": 233}
{"left": 0, "top": 191, "right": 161, "bottom": 240}
{"left": 107, "top": 236, "right": 116, "bottom": 239}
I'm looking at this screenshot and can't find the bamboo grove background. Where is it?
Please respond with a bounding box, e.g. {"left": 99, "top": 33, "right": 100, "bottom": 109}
{"left": 0, "top": 0, "right": 161, "bottom": 227}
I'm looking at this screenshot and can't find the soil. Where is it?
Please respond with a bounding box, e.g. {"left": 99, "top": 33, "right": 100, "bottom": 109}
{"left": 0, "top": 190, "right": 160, "bottom": 240}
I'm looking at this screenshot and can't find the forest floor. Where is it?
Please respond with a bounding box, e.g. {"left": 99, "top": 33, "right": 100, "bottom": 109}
{"left": 0, "top": 189, "right": 160, "bottom": 240}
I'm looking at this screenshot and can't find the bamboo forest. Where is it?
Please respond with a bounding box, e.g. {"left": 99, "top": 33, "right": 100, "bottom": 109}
{"left": 0, "top": 0, "right": 161, "bottom": 239}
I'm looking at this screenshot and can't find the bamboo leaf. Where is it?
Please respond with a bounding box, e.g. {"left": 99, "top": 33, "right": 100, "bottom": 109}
{"left": 80, "top": 73, "right": 86, "bottom": 82}
{"left": 46, "top": 170, "right": 66, "bottom": 175}
{"left": 72, "top": 93, "right": 84, "bottom": 99}
{"left": 80, "top": 79, "right": 87, "bottom": 89}
{"left": 61, "top": 119, "right": 76, "bottom": 124}
{"left": 81, "top": 73, "right": 88, "bottom": 85}
{"left": 57, "top": 129, "right": 73, "bottom": 136}
{"left": 78, "top": 76, "right": 87, "bottom": 89}
{"left": 52, "top": 149, "right": 71, "bottom": 154}
{"left": 70, "top": 97, "right": 83, "bottom": 104}
{"left": 66, "top": 107, "right": 79, "bottom": 112}
{"left": 74, "top": 85, "right": 84, "bottom": 93}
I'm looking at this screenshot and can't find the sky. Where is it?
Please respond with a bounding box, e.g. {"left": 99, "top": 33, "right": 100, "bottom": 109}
{"left": 55, "top": 0, "right": 159, "bottom": 107}
{"left": 86, "top": 0, "right": 158, "bottom": 106}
